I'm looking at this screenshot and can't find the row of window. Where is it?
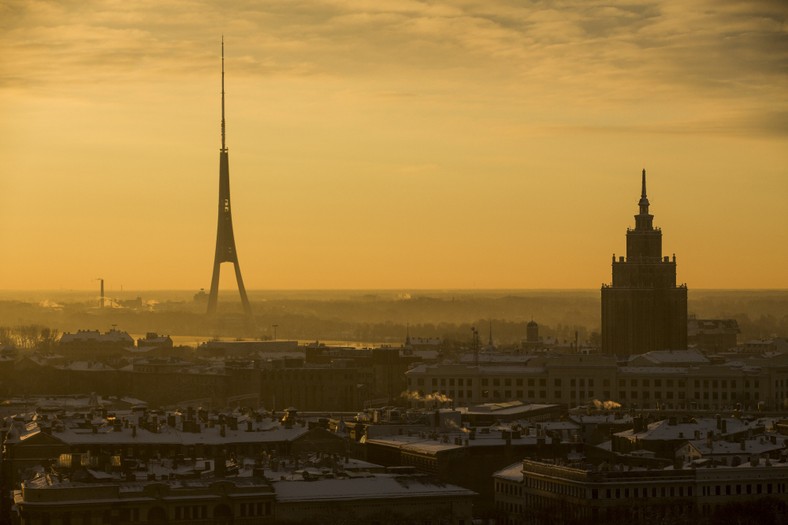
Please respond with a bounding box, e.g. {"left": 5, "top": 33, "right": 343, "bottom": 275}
{"left": 414, "top": 376, "right": 765, "bottom": 390}
{"left": 239, "top": 501, "right": 272, "bottom": 517}
{"left": 174, "top": 505, "right": 207, "bottom": 520}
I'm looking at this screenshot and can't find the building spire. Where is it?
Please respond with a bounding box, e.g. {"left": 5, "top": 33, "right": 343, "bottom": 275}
{"left": 638, "top": 168, "right": 650, "bottom": 215}
{"left": 221, "top": 36, "right": 226, "bottom": 153}
{"left": 641, "top": 168, "right": 647, "bottom": 198}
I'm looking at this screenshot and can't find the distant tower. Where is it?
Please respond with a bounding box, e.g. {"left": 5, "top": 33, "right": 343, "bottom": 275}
{"left": 207, "top": 39, "right": 253, "bottom": 317}
{"left": 526, "top": 320, "right": 539, "bottom": 344}
{"left": 601, "top": 170, "right": 687, "bottom": 356}
{"left": 97, "top": 278, "right": 105, "bottom": 308}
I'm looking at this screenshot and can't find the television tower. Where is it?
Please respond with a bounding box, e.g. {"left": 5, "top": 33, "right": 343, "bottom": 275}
{"left": 207, "top": 39, "right": 253, "bottom": 317}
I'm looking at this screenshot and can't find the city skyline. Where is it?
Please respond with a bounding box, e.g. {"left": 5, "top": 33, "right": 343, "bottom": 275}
{"left": 2, "top": 0, "right": 787, "bottom": 291}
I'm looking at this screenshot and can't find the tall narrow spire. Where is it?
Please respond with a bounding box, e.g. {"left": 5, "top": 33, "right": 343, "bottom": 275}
{"left": 641, "top": 168, "right": 647, "bottom": 198}
{"left": 638, "top": 168, "right": 650, "bottom": 214}
{"left": 221, "top": 36, "right": 226, "bottom": 152}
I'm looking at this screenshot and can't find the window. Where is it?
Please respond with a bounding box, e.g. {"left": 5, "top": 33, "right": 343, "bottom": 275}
{"left": 555, "top": 379, "right": 562, "bottom": 387}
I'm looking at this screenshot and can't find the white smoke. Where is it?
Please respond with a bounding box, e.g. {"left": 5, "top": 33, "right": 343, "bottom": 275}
{"left": 592, "top": 399, "right": 622, "bottom": 410}
{"left": 401, "top": 390, "right": 453, "bottom": 403}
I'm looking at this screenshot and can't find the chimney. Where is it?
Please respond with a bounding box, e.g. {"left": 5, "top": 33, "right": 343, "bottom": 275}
{"left": 215, "top": 450, "right": 226, "bottom": 478}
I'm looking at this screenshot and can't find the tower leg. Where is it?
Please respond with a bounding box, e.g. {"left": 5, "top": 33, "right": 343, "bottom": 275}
{"left": 233, "top": 261, "right": 253, "bottom": 317}
{"left": 207, "top": 257, "right": 221, "bottom": 315}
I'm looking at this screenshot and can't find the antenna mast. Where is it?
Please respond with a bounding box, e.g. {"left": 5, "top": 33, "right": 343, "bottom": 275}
{"left": 221, "top": 37, "right": 226, "bottom": 152}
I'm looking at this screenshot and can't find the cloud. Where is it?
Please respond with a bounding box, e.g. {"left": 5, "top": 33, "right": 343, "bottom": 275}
{"left": 0, "top": 0, "right": 785, "bottom": 137}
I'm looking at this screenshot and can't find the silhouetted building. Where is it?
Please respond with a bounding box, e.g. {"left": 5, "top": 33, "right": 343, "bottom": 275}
{"left": 526, "top": 320, "right": 539, "bottom": 344}
{"left": 687, "top": 316, "right": 740, "bottom": 352}
{"left": 207, "top": 40, "right": 253, "bottom": 318}
{"left": 601, "top": 170, "right": 687, "bottom": 356}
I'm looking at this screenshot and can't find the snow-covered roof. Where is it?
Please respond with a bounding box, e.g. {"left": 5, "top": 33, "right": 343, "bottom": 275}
{"left": 629, "top": 350, "right": 709, "bottom": 366}
{"left": 273, "top": 474, "right": 475, "bottom": 502}
{"left": 493, "top": 462, "right": 524, "bottom": 482}
{"left": 617, "top": 417, "right": 753, "bottom": 442}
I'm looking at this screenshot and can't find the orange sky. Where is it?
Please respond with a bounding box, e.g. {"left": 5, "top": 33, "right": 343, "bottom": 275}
{"left": 1, "top": 0, "right": 787, "bottom": 291}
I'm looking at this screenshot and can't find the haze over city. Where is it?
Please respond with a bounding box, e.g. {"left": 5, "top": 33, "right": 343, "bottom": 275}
{"left": 1, "top": 0, "right": 786, "bottom": 292}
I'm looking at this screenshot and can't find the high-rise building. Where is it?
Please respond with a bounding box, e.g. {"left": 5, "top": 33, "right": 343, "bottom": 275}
{"left": 601, "top": 170, "right": 687, "bottom": 356}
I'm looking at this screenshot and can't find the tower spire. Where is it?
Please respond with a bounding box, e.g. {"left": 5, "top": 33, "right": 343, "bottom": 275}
{"left": 641, "top": 168, "right": 647, "bottom": 199}
{"left": 221, "top": 36, "right": 226, "bottom": 152}
{"left": 638, "top": 168, "right": 650, "bottom": 214}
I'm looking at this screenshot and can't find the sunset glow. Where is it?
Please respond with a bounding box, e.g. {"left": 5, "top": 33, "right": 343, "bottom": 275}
{"left": 1, "top": 0, "right": 786, "bottom": 291}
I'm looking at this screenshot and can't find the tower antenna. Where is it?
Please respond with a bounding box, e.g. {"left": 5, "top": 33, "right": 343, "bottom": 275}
{"left": 221, "top": 36, "right": 226, "bottom": 152}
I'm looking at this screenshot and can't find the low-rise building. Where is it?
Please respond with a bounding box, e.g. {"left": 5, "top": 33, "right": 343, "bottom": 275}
{"left": 494, "top": 456, "right": 788, "bottom": 525}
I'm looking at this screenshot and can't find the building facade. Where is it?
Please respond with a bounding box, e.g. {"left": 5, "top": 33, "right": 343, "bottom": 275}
{"left": 405, "top": 352, "right": 788, "bottom": 411}
{"left": 494, "top": 458, "right": 788, "bottom": 525}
